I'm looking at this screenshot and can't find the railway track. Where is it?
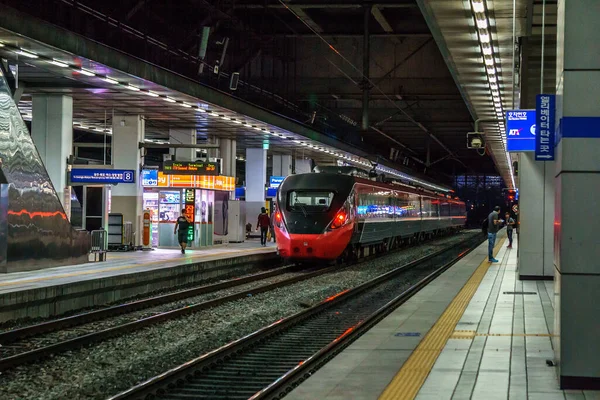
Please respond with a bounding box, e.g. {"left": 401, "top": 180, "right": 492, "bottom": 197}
{"left": 0, "top": 264, "right": 325, "bottom": 371}
{"left": 109, "top": 235, "right": 482, "bottom": 400}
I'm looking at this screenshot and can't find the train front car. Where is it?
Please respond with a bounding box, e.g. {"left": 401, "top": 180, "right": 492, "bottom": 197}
{"left": 273, "top": 173, "right": 355, "bottom": 261}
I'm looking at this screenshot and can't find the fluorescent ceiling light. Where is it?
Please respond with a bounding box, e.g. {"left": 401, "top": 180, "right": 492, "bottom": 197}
{"left": 0, "top": 43, "right": 4, "bottom": 47}
{"left": 490, "top": 82, "right": 498, "bottom": 90}
{"left": 145, "top": 90, "right": 159, "bottom": 97}
{"left": 232, "top": 119, "right": 242, "bottom": 124}
{"left": 489, "top": 75, "right": 497, "bottom": 83}
{"left": 472, "top": 1, "right": 485, "bottom": 14}
{"left": 15, "top": 49, "right": 38, "bottom": 58}
{"left": 221, "top": 116, "right": 230, "bottom": 120}
{"left": 484, "top": 56, "right": 494, "bottom": 66}
{"left": 196, "top": 108, "right": 206, "bottom": 113}
{"left": 48, "top": 59, "right": 69, "bottom": 68}
{"left": 482, "top": 44, "right": 492, "bottom": 56}
{"left": 181, "top": 103, "right": 192, "bottom": 108}
{"left": 75, "top": 68, "right": 96, "bottom": 77}
{"left": 125, "top": 84, "right": 140, "bottom": 91}
{"left": 475, "top": 15, "right": 488, "bottom": 29}
{"left": 486, "top": 66, "right": 496, "bottom": 74}
{"left": 164, "top": 97, "right": 177, "bottom": 103}
{"left": 253, "top": 126, "right": 261, "bottom": 131}
{"left": 294, "top": 140, "right": 301, "bottom": 144}
{"left": 479, "top": 31, "right": 491, "bottom": 43}
{"left": 101, "top": 76, "right": 119, "bottom": 84}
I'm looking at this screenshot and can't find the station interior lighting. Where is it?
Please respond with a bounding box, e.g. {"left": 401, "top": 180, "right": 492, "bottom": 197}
{"left": 4, "top": 42, "right": 452, "bottom": 193}
{"left": 48, "top": 59, "right": 69, "bottom": 68}
{"left": 470, "top": 0, "right": 515, "bottom": 189}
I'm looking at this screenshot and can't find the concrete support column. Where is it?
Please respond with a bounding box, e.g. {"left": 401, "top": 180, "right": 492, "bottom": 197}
{"left": 207, "top": 135, "right": 219, "bottom": 160}
{"left": 112, "top": 115, "right": 144, "bottom": 245}
{"left": 517, "top": 153, "right": 554, "bottom": 279}
{"left": 169, "top": 128, "right": 196, "bottom": 161}
{"left": 245, "top": 148, "right": 266, "bottom": 223}
{"left": 219, "top": 138, "right": 236, "bottom": 178}
{"left": 31, "top": 95, "right": 73, "bottom": 211}
{"left": 294, "top": 158, "right": 312, "bottom": 174}
{"left": 272, "top": 154, "right": 292, "bottom": 177}
{"left": 554, "top": 0, "right": 600, "bottom": 388}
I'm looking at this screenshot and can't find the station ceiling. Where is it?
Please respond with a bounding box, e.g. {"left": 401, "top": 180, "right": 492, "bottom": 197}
{"left": 0, "top": 0, "right": 533, "bottom": 188}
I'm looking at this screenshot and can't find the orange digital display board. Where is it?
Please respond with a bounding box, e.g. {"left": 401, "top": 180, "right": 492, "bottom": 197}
{"left": 163, "top": 161, "right": 218, "bottom": 175}
{"left": 142, "top": 170, "right": 235, "bottom": 191}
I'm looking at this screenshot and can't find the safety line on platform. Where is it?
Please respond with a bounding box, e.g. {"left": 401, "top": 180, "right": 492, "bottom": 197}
{"left": 0, "top": 248, "right": 274, "bottom": 288}
{"left": 378, "top": 238, "right": 505, "bottom": 400}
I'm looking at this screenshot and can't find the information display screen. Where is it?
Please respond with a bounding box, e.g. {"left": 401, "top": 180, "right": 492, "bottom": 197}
{"left": 163, "top": 161, "right": 218, "bottom": 176}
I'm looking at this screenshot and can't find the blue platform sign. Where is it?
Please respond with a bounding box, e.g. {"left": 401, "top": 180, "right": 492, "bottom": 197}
{"left": 70, "top": 169, "right": 135, "bottom": 184}
{"left": 269, "top": 176, "right": 285, "bottom": 188}
{"left": 141, "top": 169, "right": 158, "bottom": 186}
{"left": 506, "top": 110, "right": 536, "bottom": 152}
{"left": 535, "top": 94, "right": 556, "bottom": 161}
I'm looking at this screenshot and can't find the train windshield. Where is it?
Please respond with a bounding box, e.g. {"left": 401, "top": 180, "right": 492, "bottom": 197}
{"left": 287, "top": 191, "right": 334, "bottom": 213}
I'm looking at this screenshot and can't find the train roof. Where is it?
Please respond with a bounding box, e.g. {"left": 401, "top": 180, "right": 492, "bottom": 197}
{"left": 280, "top": 172, "right": 464, "bottom": 204}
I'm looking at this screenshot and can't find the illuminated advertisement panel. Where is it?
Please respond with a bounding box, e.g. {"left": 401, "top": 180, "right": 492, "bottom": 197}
{"left": 143, "top": 170, "right": 234, "bottom": 191}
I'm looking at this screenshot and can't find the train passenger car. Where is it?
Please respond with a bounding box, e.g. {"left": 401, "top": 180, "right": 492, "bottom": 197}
{"left": 273, "top": 170, "right": 465, "bottom": 262}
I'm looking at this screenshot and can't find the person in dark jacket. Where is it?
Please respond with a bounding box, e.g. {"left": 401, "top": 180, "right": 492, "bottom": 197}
{"left": 256, "top": 207, "right": 271, "bottom": 246}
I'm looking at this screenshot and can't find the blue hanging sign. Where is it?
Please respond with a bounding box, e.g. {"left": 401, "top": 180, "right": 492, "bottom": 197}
{"left": 535, "top": 94, "right": 556, "bottom": 161}
{"left": 141, "top": 169, "right": 158, "bottom": 186}
{"left": 70, "top": 169, "right": 135, "bottom": 184}
{"left": 269, "top": 176, "right": 285, "bottom": 188}
{"left": 506, "top": 110, "right": 536, "bottom": 152}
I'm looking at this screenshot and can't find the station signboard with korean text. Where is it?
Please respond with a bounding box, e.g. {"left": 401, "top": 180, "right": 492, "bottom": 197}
{"left": 70, "top": 169, "right": 135, "bottom": 184}
{"left": 163, "top": 161, "right": 218, "bottom": 176}
{"left": 535, "top": 94, "right": 556, "bottom": 161}
{"left": 506, "top": 110, "right": 536, "bottom": 152}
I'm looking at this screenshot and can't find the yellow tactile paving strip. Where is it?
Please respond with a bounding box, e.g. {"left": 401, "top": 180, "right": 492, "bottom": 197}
{"left": 0, "top": 248, "right": 273, "bottom": 288}
{"left": 379, "top": 239, "right": 505, "bottom": 400}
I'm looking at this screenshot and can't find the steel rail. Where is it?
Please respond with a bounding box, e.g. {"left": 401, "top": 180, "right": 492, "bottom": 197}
{"left": 107, "top": 236, "right": 481, "bottom": 400}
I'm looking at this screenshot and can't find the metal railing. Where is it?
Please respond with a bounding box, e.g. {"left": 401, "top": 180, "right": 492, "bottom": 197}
{"left": 90, "top": 229, "right": 107, "bottom": 261}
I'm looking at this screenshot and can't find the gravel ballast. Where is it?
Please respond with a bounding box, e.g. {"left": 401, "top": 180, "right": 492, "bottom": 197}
{"left": 0, "top": 231, "right": 481, "bottom": 400}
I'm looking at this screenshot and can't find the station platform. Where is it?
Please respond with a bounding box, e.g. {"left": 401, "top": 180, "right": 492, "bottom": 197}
{"left": 288, "top": 233, "right": 596, "bottom": 400}
{"left": 0, "top": 241, "right": 277, "bottom": 323}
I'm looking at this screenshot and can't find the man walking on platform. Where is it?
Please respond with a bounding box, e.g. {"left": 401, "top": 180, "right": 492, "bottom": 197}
{"left": 174, "top": 210, "right": 191, "bottom": 254}
{"left": 487, "top": 206, "right": 504, "bottom": 262}
{"left": 256, "top": 207, "right": 271, "bottom": 247}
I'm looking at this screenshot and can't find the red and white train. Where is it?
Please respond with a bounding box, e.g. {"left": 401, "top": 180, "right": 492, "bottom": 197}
{"left": 273, "top": 168, "right": 466, "bottom": 262}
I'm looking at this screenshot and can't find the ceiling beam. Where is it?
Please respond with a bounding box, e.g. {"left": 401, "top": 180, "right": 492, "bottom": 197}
{"left": 371, "top": 6, "right": 394, "bottom": 33}
{"left": 126, "top": 0, "right": 148, "bottom": 21}
{"left": 280, "top": 33, "right": 431, "bottom": 38}
{"left": 234, "top": 3, "right": 417, "bottom": 9}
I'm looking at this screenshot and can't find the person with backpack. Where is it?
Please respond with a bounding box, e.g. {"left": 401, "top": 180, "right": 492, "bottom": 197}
{"left": 174, "top": 210, "right": 191, "bottom": 254}
{"left": 486, "top": 206, "right": 504, "bottom": 262}
{"left": 256, "top": 207, "right": 271, "bottom": 246}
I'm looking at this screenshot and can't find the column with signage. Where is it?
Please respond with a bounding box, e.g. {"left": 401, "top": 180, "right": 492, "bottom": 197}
{"left": 112, "top": 115, "right": 145, "bottom": 245}
{"left": 184, "top": 189, "right": 195, "bottom": 244}
{"left": 506, "top": 109, "right": 554, "bottom": 279}
{"left": 31, "top": 95, "right": 73, "bottom": 213}
{"left": 553, "top": 1, "right": 600, "bottom": 388}
{"left": 245, "top": 148, "right": 267, "bottom": 226}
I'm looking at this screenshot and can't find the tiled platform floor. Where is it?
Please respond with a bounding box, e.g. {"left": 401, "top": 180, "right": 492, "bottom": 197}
{"left": 287, "top": 233, "right": 599, "bottom": 400}
{"left": 0, "top": 240, "right": 275, "bottom": 295}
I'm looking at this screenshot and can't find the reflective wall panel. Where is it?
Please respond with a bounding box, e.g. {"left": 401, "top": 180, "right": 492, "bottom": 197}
{"left": 0, "top": 73, "right": 89, "bottom": 272}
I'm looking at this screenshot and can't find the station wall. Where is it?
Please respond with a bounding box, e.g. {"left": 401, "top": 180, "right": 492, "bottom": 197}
{"left": 0, "top": 73, "right": 89, "bottom": 272}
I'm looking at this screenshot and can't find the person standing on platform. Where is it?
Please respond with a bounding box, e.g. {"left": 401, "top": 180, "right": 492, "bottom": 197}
{"left": 174, "top": 210, "right": 191, "bottom": 254}
{"left": 256, "top": 207, "right": 271, "bottom": 247}
{"left": 487, "top": 206, "right": 504, "bottom": 263}
{"left": 505, "top": 212, "right": 516, "bottom": 249}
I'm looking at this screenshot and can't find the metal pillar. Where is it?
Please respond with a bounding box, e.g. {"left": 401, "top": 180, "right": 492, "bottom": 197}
{"left": 361, "top": 5, "right": 371, "bottom": 131}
